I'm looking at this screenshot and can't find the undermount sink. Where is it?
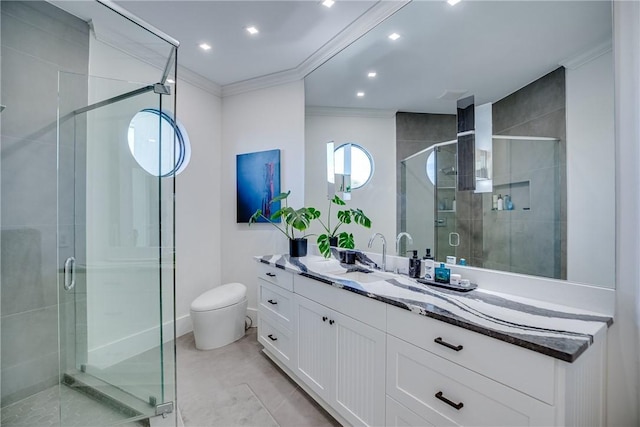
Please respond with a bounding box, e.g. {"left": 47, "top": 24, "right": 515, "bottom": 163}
{"left": 328, "top": 270, "right": 392, "bottom": 284}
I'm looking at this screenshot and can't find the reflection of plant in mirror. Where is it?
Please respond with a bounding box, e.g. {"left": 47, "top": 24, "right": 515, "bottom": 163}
{"left": 317, "top": 195, "right": 371, "bottom": 258}
{"left": 249, "top": 191, "right": 321, "bottom": 239}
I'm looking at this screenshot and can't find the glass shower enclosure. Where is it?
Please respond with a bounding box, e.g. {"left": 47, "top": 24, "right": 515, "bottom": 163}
{"left": 0, "top": 0, "right": 178, "bottom": 425}
{"left": 57, "top": 71, "right": 177, "bottom": 424}
{"left": 401, "top": 135, "right": 563, "bottom": 279}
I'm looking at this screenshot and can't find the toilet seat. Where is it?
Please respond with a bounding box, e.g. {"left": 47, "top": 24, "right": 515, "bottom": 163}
{"left": 190, "top": 282, "right": 246, "bottom": 312}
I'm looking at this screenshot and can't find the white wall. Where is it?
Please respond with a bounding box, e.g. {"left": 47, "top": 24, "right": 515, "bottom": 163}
{"left": 221, "top": 81, "right": 305, "bottom": 322}
{"left": 305, "top": 111, "right": 396, "bottom": 257}
{"left": 566, "top": 50, "right": 615, "bottom": 288}
{"left": 609, "top": 2, "right": 640, "bottom": 425}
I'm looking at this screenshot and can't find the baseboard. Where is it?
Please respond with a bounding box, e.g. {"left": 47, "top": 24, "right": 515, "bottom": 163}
{"left": 88, "top": 315, "right": 191, "bottom": 369}
{"left": 176, "top": 314, "right": 192, "bottom": 337}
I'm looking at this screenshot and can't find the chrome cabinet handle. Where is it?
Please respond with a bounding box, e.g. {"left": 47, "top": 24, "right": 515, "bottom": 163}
{"left": 266, "top": 272, "right": 276, "bottom": 277}
{"left": 434, "top": 337, "right": 463, "bottom": 352}
{"left": 267, "top": 299, "right": 278, "bottom": 305}
{"left": 63, "top": 257, "right": 76, "bottom": 291}
{"left": 435, "top": 391, "right": 464, "bottom": 410}
{"left": 267, "top": 334, "right": 277, "bottom": 341}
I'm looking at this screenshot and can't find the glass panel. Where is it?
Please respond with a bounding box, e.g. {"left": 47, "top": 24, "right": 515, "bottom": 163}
{"left": 58, "top": 71, "right": 176, "bottom": 423}
{"left": 434, "top": 143, "right": 458, "bottom": 263}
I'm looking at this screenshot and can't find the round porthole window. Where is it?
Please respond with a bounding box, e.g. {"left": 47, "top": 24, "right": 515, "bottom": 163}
{"left": 330, "top": 143, "right": 374, "bottom": 189}
{"left": 127, "top": 109, "right": 191, "bottom": 177}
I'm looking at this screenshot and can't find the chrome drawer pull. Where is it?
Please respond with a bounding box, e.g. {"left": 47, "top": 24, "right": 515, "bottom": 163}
{"left": 267, "top": 334, "right": 278, "bottom": 341}
{"left": 267, "top": 299, "right": 278, "bottom": 305}
{"left": 266, "top": 272, "right": 276, "bottom": 277}
{"left": 435, "top": 391, "right": 464, "bottom": 410}
{"left": 434, "top": 337, "right": 463, "bottom": 352}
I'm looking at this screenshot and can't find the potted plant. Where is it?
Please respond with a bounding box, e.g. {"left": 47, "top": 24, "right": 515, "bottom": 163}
{"left": 249, "top": 191, "right": 320, "bottom": 257}
{"left": 316, "top": 195, "right": 371, "bottom": 258}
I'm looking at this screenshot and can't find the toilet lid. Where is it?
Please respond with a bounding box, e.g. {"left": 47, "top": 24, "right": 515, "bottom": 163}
{"left": 190, "top": 283, "right": 247, "bottom": 312}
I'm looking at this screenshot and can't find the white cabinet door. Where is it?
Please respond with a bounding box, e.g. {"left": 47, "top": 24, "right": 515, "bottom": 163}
{"left": 333, "top": 310, "right": 386, "bottom": 427}
{"left": 295, "top": 293, "right": 386, "bottom": 427}
{"left": 295, "top": 294, "right": 333, "bottom": 399}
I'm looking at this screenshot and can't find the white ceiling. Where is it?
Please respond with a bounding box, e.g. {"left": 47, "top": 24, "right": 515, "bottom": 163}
{"left": 111, "top": 0, "right": 378, "bottom": 86}
{"left": 53, "top": 1, "right": 612, "bottom": 113}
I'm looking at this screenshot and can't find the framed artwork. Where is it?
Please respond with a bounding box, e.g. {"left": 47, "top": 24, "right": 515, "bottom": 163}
{"left": 236, "top": 149, "right": 281, "bottom": 223}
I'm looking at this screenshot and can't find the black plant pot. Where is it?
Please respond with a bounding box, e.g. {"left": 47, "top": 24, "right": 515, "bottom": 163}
{"left": 289, "top": 238, "right": 308, "bottom": 257}
{"left": 329, "top": 236, "right": 339, "bottom": 248}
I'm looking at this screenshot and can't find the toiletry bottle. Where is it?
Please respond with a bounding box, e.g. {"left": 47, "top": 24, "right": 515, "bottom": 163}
{"left": 452, "top": 198, "right": 456, "bottom": 211}
{"left": 423, "top": 249, "right": 435, "bottom": 281}
{"left": 497, "top": 194, "right": 503, "bottom": 211}
{"left": 409, "top": 250, "right": 420, "bottom": 278}
{"left": 435, "top": 262, "right": 451, "bottom": 284}
{"left": 492, "top": 194, "right": 498, "bottom": 210}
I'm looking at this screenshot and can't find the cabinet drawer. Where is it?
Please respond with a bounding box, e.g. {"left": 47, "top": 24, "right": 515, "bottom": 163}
{"left": 258, "top": 313, "right": 293, "bottom": 368}
{"left": 387, "top": 335, "right": 554, "bottom": 427}
{"left": 387, "top": 305, "right": 555, "bottom": 404}
{"left": 294, "top": 274, "right": 386, "bottom": 331}
{"left": 259, "top": 278, "right": 293, "bottom": 329}
{"left": 257, "top": 263, "right": 293, "bottom": 291}
{"left": 386, "top": 396, "right": 434, "bottom": 427}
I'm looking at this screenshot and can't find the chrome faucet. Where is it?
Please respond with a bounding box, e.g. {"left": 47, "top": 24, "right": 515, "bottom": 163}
{"left": 395, "top": 232, "right": 413, "bottom": 256}
{"left": 367, "top": 232, "right": 387, "bottom": 272}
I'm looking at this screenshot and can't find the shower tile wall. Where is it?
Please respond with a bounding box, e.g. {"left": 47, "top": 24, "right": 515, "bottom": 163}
{"left": 1, "top": 1, "right": 89, "bottom": 406}
{"left": 488, "top": 67, "right": 567, "bottom": 279}
{"left": 396, "top": 112, "right": 456, "bottom": 254}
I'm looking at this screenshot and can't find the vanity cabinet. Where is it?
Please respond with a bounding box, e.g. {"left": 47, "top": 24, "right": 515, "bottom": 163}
{"left": 256, "top": 260, "right": 608, "bottom": 427}
{"left": 294, "top": 293, "right": 386, "bottom": 427}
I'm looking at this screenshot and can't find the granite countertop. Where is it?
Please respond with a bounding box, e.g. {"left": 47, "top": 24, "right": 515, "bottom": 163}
{"left": 257, "top": 253, "right": 613, "bottom": 363}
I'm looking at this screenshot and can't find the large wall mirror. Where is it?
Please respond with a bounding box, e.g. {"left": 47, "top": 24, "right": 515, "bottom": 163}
{"left": 304, "top": 1, "right": 614, "bottom": 289}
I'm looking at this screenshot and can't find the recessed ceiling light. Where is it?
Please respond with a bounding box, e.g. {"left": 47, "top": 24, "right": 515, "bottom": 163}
{"left": 447, "top": 0, "right": 461, "bottom": 5}
{"left": 322, "top": 0, "right": 335, "bottom": 8}
{"left": 368, "top": 72, "right": 377, "bottom": 78}
{"left": 388, "top": 33, "right": 400, "bottom": 41}
{"left": 199, "top": 43, "right": 212, "bottom": 51}
{"left": 246, "top": 26, "right": 259, "bottom": 35}
{"left": 166, "top": 78, "right": 175, "bottom": 84}
{"left": 356, "top": 92, "right": 365, "bottom": 97}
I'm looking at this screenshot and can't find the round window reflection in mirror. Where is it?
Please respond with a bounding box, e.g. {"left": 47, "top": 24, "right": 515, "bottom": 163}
{"left": 425, "top": 150, "right": 436, "bottom": 186}
{"left": 127, "top": 109, "right": 191, "bottom": 177}
{"left": 329, "top": 143, "right": 374, "bottom": 189}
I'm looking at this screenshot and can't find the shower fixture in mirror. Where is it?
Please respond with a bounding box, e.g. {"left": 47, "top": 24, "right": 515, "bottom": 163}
{"left": 304, "top": 1, "right": 614, "bottom": 289}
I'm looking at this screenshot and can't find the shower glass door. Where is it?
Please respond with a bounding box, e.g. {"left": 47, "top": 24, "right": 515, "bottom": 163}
{"left": 434, "top": 143, "right": 459, "bottom": 263}
{"left": 58, "top": 72, "right": 176, "bottom": 423}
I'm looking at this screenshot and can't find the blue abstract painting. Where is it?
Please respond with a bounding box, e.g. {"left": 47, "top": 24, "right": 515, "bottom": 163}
{"left": 236, "top": 149, "right": 281, "bottom": 223}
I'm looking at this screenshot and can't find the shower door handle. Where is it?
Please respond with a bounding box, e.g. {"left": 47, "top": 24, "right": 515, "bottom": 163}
{"left": 64, "top": 257, "right": 76, "bottom": 291}
{"left": 449, "top": 232, "right": 460, "bottom": 247}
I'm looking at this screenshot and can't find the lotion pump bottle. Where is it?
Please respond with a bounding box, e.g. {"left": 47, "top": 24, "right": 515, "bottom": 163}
{"left": 423, "top": 249, "right": 435, "bottom": 281}
{"left": 497, "top": 194, "right": 504, "bottom": 211}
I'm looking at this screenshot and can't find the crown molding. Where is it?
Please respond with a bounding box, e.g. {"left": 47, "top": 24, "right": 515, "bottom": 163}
{"left": 560, "top": 39, "right": 613, "bottom": 70}
{"left": 297, "top": 0, "right": 410, "bottom": 78}
{"left": 177, "top": 66, "right": 222, "bottom": 97}
{"left": 221, "top": 68, "right": 303, "bottom": 97}
{"left": 306, "top": 106, "right": 397, "bottom": 118}
{"left": 220, "top": 0, "right": 410, "bottom": 98}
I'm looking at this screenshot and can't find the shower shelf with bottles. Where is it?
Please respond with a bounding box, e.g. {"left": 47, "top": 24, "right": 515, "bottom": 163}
{"left": 490, "top": 180, "right": 531, "bottom": 211}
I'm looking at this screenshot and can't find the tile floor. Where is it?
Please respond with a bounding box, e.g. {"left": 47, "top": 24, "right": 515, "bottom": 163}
{"left": 176, "top": 328, "right": 341, "bottom": 427}
{"left": 0, "top": 384, "right": 146, "bottom": 427}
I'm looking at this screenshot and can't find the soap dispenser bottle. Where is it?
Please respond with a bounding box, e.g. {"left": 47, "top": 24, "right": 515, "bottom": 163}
{"left": 409, "top": 250, "right": 421, "bottom": 278}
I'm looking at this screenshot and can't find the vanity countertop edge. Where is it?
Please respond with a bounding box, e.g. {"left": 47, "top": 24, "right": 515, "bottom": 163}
{"left": 255, "top": 254, "right": 613, "bottom": 363}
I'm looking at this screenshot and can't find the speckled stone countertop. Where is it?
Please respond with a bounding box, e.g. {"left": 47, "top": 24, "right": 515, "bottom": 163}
{"left": 257, "top": 253, "right": 613, "bottom": 363}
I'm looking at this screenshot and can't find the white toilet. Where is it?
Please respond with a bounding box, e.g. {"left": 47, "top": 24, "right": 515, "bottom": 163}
{"left": 190, "top": 283, "right": 248, "bottom": 350}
